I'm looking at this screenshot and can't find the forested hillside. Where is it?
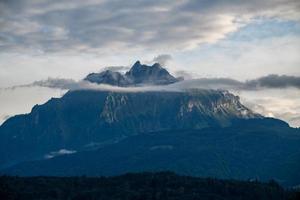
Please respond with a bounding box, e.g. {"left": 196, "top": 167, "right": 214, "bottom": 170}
{"left": 1, "top": 172, "right": 299, "bottom": 200}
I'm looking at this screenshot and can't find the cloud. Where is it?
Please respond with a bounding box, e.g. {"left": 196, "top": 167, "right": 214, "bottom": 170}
{"left": 239, "top": 88, "right": 300, "bottom": 127}
{"left": 4, "top": 74, "right": 300, "bottom": 92}
{"left": 31, "top": 78, "right": 84, "bottom": 90}
{"left": 169, "top": 75, "right": 300, "bottom": 91}
{"left": 174, "top": 70, "right": 193, "bottom": 80}
{"left": 245, "top": 74, "right": 300, "bottom": 89}
{"left": 45, "top": 149, "right": 77, "bottom": 159}
{"left": 102, "top": 66, "right": 130, "bottom": 72}
{"left": 4, "top": 78, "right": 174, "bottom": 92}
{"left": 0, "top": 0, "right": 299, "bottom": 54}
{"left": 5, "top": 78, "right": 86, "bottom": 90}
{"left": 171, "top": 78, "right": 243, "bottom": 90}
{"left": 152, "top": 54, "right": 172, "bottom": 66}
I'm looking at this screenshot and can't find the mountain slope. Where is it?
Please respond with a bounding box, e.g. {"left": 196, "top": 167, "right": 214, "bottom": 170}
{"left": 3, "top": 122, "right": 300, "bottom": 187}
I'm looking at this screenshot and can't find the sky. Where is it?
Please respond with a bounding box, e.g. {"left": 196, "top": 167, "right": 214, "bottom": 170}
{"left": 0, "top": 0, "right": 300, "bottom": 127}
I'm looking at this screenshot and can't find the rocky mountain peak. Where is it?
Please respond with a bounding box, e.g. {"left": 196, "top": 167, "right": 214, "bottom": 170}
{"left": 84, "top": 61, "right": 179, "bottom": 86}
{"left": 84, "top": 70, "right": 130, "bottom": 86}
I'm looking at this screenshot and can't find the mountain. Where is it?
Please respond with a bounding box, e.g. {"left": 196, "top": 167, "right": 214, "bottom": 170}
{"left": 84, "top": 61, "right": 179, "bottom": 86}
{"left": 0, "top": 89, "right": 259, "bottom": 169}
{"left": 0, "top": 61, "right": 299, "bottom": 187}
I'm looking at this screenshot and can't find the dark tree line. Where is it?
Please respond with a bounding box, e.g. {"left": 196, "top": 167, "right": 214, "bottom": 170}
{"left": 0, "top": 172, "right": 299, "bottom": 200}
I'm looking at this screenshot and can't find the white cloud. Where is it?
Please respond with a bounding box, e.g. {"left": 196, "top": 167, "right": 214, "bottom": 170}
{"left": 239, "top": 88, "right": 300, "bottom": 127}
{"left": 152, "top": 54, "right": 173, "bottom": 66}
{"left": 45, "top": 149, "right": 77, "bottom": 159}
{"left": 173, "top": 34, "right": 300, "bottom": 80}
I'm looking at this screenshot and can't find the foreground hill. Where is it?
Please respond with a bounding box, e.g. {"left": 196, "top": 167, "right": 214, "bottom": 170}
{"left": 1, "top": 172, "right": 298, "bottom": 200}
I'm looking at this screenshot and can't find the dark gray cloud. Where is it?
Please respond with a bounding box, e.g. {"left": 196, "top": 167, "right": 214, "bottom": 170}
{"left": 31, "top": 78, "right": 83, "bottom": 90}
{"left": 174, "top": 70, "right": 193, "bottom": 80}
{"left": 166, "top": 74, "right": 300, "bottom": 91}
{"left": 180, "top": 75, "right": 300, "bottom": 90}
{"left": 5, "top": 78, "right": 87, "bottom": 91}
{"left": 245, "top": 74, "right": 300, "bottom": 89}
{"left": 102, "top": 66, "right": 130, "bottom": 72}
{"left": 0, "top": 0, "right": 299, "bottom": 54}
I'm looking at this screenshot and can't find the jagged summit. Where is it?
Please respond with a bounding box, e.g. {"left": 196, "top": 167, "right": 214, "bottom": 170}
{"left": 84, "top": 70, "right": 131, "bottom": 86}
{"left": 127, "top": 60, "right": 162, "bottom": 75}
{"left": 84, "top": 61, "right": 180, "bottom": 86}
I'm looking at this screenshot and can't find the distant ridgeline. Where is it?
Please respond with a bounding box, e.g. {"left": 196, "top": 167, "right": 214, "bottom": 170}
{"left": 1, "top": 172, "right": 299, "bottom": 200}
{"left": 0, "top": 61, "right": 300, "bottom": 187}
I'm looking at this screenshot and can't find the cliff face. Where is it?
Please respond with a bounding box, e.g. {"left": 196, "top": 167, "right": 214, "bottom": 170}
{"left": 99, "top": 90, "right": 259, "bottom": 131}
